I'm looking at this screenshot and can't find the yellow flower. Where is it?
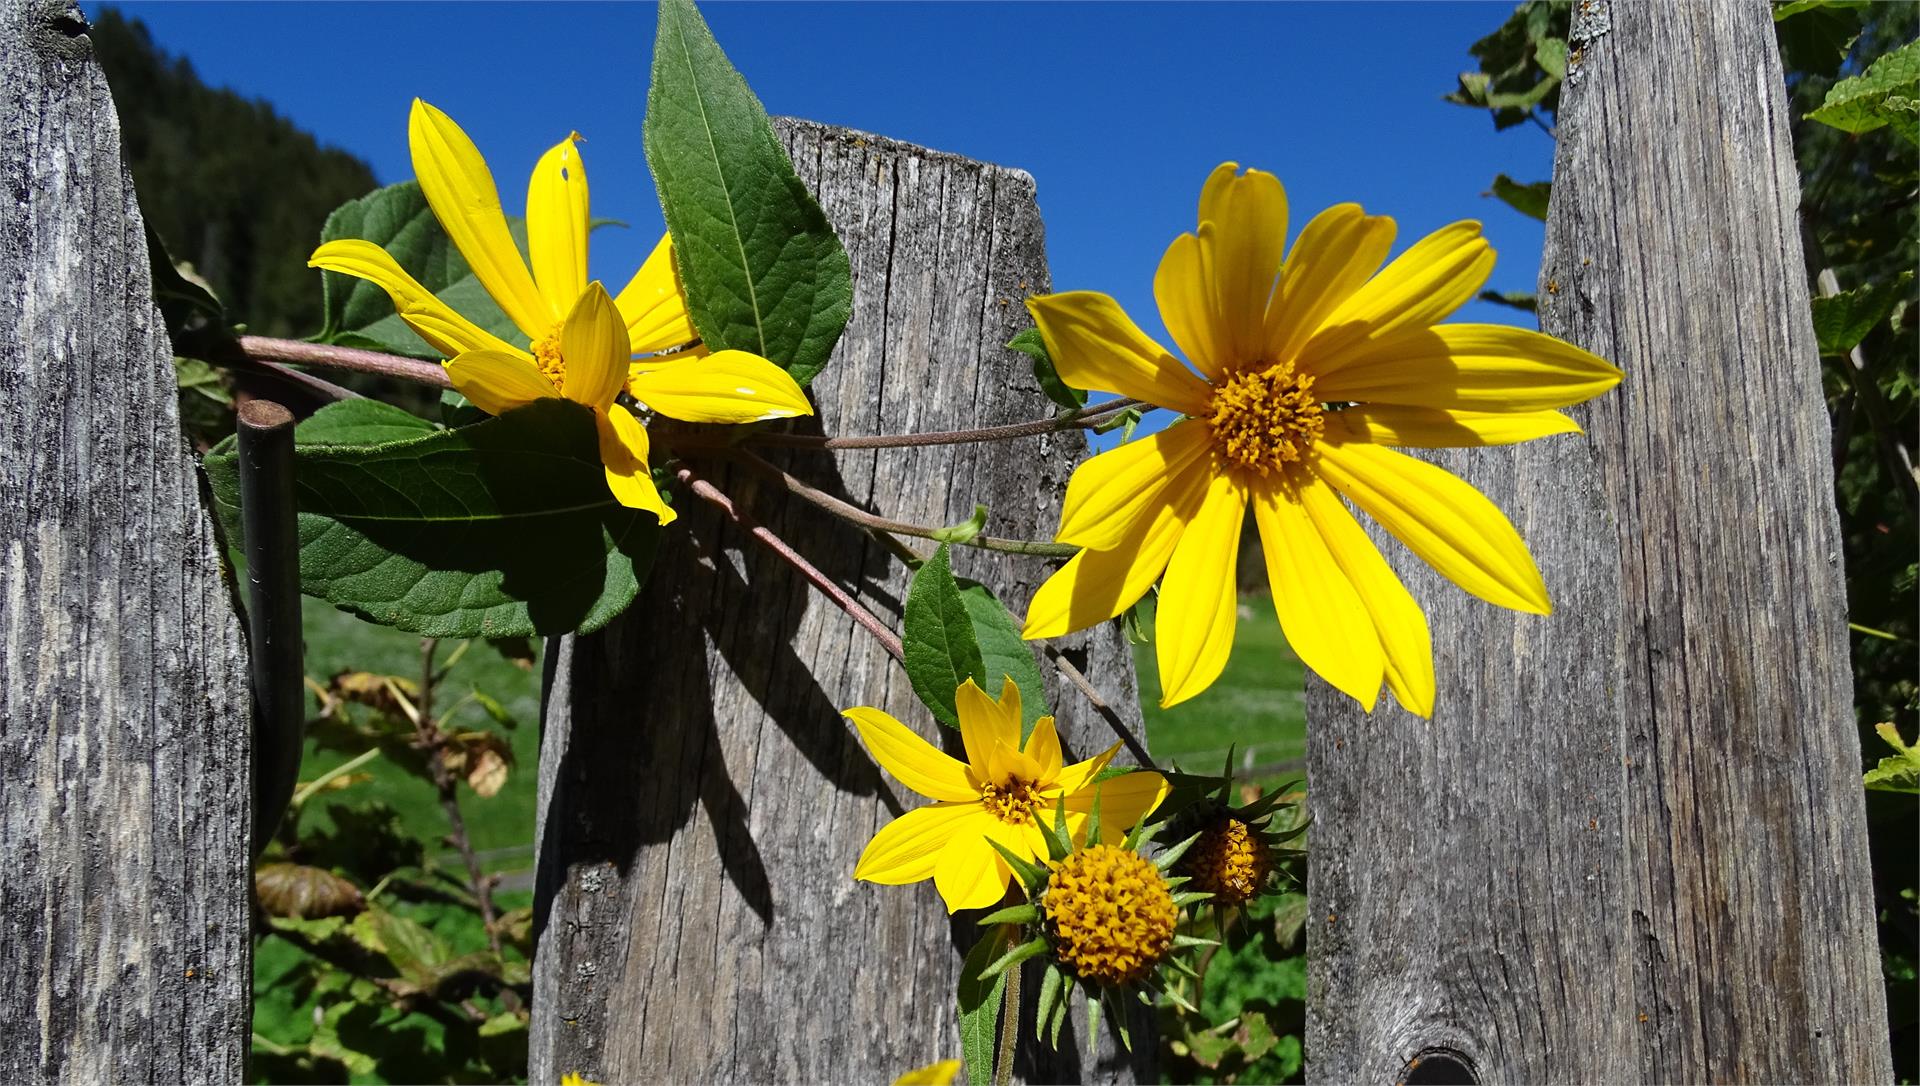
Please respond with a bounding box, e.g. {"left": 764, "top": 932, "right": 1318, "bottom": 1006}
{"left": 1042, "top": 843, "right": 1177, "bottom": 987}
{"left": 309, "top": 99, "right": 812, "bottom": 521}
{"left": 892, "top": 1059, "right": 962, "bottom": 1086}
{"left": 1022, "top": 163, "right": 1622, "bottom": 714}
{"left": 847, "top": 677, "right": 1171, "bottom": 913}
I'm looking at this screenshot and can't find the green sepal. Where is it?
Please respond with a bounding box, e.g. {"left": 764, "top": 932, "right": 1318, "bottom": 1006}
{"left": 1159, "top": 981, "right": 1199, "bottom": 1015}
{"left": 1033, "top": 960, "right": 1065, "bottom": 1044}
{"left": 1218, "top": 745, "right": 1238, "bottom": 795}
{"left": 984, "top": 837, "right": 1049, "bottom": 894}
{"left": 931, "top": 504, "right": 990, "bottom": 544}
{"left": 1047, "top": 977, "right": 1070, "bottom": 1049}
{"left": 1153, "top": 829, "right": 1206, "bottom": 873}
{"left": 957, "top": 926, "right": 1010, "bottom": 1086}
{"left": 1084, "top": 988, "right": 1103, "bottom": 1058}
{"left": 1122, "top": 814, "right": 1167, "bottom": 853}
{"left": 1106, "top": 989, "right": 1134, "bottom": 1052}
{"left": 1162, "top": 953, "right": 1201, "bottom": 979}
{"left": 1040, "top": 797, "right": 1074, "bottom": 863}
{"left": 1163, "top": 874, "right": 1192, "bottom": 889}
{"left": 1172, "top": 933, "right": 1220, "bottom": 950}
{"left": 1007, "top": 327, "right": 1086, "bottom": 411}
{"left": 977, "top": 902, "right": 1040, "bottom": 927}
{"left": 1270, "top": 817, "right": 1312, "bottom": 844}
{"left": 1171, "top": 890, "right": 1214, "bottom": 908}
{"left": 978, "top": 935, "right": 1049, "bottom": 982}
{"left": 1083, "top": 776, "right": 1104, "bottom": 848}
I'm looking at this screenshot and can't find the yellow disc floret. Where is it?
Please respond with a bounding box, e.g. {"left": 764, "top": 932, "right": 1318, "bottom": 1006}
{"left": 532, "top": 323, "right": 567, "bottom": 392}
{"left": 980, "top": 778, "right": 1042, "bottom": 824}
{"left": 1205, "top": 362, "right": 1324, "bottom": 476}
{"left": 1042, "top": 844, "right": 1177, "bottom": 987}
{"left": 1179, "top": 816, "right": 1273, "bottom": 906}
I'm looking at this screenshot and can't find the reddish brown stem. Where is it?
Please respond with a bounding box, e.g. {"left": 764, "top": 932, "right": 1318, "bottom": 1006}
{"left": 238, "top": 334, "right": 452, "bottom": 389}
{"left": 415, "top": 638, "right": 502, "bottom": 953}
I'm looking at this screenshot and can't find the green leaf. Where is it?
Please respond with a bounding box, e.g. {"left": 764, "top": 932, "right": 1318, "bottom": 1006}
{"left": 1008, "top": 327, "right": 1086, "bottom": 410}
{"left": 977, "top": 902, "right": 1041, "bottom": 927}
{"left": 931, "top": 504, "right": 990, "bottom": 545}
{"left": 1809, "top": 38, "right": 1920, "bottom": 139}
{"left": 1811, "top": 271, "right": 1913, "bottom": 355}
{"left": 955, "top": 578, "right": 1051, "bottom": 740}
{"left": 314, "top": 180, "right": 522, "bottom": 359}
{"left": 1533, "top": 37, "right": 1568, "bottom": 80}
{"left": 979, "top": 935, "right": 1049, "bottom": 982}
{"left": 958, "top": 927, "right": 1010, "bottom": 1086}
{"left": 1864, "top": 722, "right": 1920, "bottom": 793}
{"left": 1490, "top": 174, "right": 1551, "bottom": 221}
{"left": 1774, "top": 0, "right": 1869, "bottom": 79}
{"left": 204, "top": 399, "right": 660, "bottom": 638}
{"left": 644, "top": 0, "right": 852, "bottom": 386}
{"left": 1239, "top": 1010, "right": 1279, "bottom": 1062}
{"left": 902, "top": 544, "right": 985, "bottom": 727}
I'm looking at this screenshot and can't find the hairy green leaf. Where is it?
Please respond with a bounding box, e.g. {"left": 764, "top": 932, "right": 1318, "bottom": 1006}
{"left": 644, "top": 0, "right": 852, "bottom": 386}
{"left": 956, "top": 578, "right": 1051, "bottom": 740}
{"left": 204, "top": 399, "right": 659, "bottom": 638}
{"left": 902, "top": 544, "right": 985, "bottom": 728}
{"left": 1809, "top": 37, "right": 1920, "bottom": 140}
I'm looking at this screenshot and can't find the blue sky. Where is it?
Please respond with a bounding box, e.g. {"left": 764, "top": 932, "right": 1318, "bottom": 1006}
{"left": 104, "top": 1, "right": 1549, "bottom": 360}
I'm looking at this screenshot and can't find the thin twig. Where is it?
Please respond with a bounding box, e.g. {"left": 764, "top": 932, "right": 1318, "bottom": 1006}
{"left": 289, "top": 747, "right": 382, "bottom": 810}
{"left": 238, "top": 334, "right": 453, "bottom": 389}
{"left": 1043, "top": 645, "right": 1159, "bottom": 772}
{"left": 677, "top": 465, "right": 905, "bottom": 661}
{"left": 686, "top": 396, "right": 1143, "bottom": 451}
{"left": 726, "top": 449, "right": 1079, "bottom": 558}
{"left": 416, "top": 637, "right": 503, "bottom": 953}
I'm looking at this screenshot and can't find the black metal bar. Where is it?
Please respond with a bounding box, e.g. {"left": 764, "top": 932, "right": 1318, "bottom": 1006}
{"left": 237, "top": 398, "right": 304, "bottom": 854}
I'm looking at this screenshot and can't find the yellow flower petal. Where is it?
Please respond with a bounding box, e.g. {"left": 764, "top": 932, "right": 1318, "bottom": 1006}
{"left": 894, "top": 1060, "right": 963, "bottom": 1086}
{"left": 1059, "top": 769, "right": 1171, "bottom": 845}
{"left": 1052, "top": 741, "right": 1122, "bottom": 796}
{"left": 1251, "top": 478, "right": 1384, "bottom": 712}
{"left": 1023, "top": 714, "right": 1062, "bottom": 780}
{"left": 933, "top": 826, "right": 1013, "bottom": 913}
{"left": 1154, "top": 233, "right": 1222, "bottom": 378}
{"left": 1194, "top": 163, "right": 1288, "bottom": 367}
{"left": 308, "top": 240, "right": 524, "bottom": 360}
{"left": 844, "top": 707, "right": 977, "bottom": 803}
{"left": 1054, "top": 418, "right": 1213, "bottom": 550}
{"left": 409, "top": 99, "right": 551, "bottom": 339}
{"left": 1304, "top": 220, "right": 1494, "bottom": 362}
{"left": 1265, "top": 202, "right": 1396, "bottom": 367}
{"left": 526, "top": 132, "right": 590, "bottom": 318}
{"left": 1026, "top": 292, "right": 1213, "bottom": 415}
{"left": 1154, "top": 471, "right": 1247, "bottom": 708}
{"left": 629, "top": 350, "right": 813, "bottom": 423}
{"left": 987, "top": 738, "right": 1044, "bottom": 789}
{"left": 1314, "top": 441, "right": 1548, "bottom": 615}
{"left": 855, "top": 803, "right": 987, "bottom": 885}
{"left": 1022, "top": 491, "right": 1197, "bottom": 639}
{"left": 1313, "top": 324, "right": 1624, "bottom": 411}
{"left": 1294, "top": 471, "right": 1435, "bottom": 717}
{"left": 955, "top": 677, "right": 1018, "bottom": 775}
{"left": 444, "top": 350, "right": 559, "bottom": 416}
{"left": 1324, "top": 405, "right": 1582, "bottom": 447}
{"left": 596, "top": 404, "right": 675, "bottom": 523}
{"left": 560, "top": 283, "right": 631, "bottom": 409}
{"left": 615, "top": 234, "right": 699, "bottom": 354}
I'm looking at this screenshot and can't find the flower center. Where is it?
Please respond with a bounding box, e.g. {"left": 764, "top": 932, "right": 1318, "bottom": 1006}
{"left": 1204, "top": 363, "right": 1324, "bottom": 476}
{"left": 532, "top": 323, "right": 566, "bottom": 393}
{"left": 980, "top": 778, "right": 1041, "bottom": 825}
{"left": 1042, "top": 844, "right": 1177, "bottom": 987}
{"left": 1178, "top": 815, "right": 1274, "bottom": 906}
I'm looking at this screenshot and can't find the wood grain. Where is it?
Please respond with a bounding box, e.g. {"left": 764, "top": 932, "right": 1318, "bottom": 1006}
{"left": 1303, "top": 1, "right": 1892, "bottom": 1081}
{"left": 0, "top": 0, "right": 252, "bottom": 1080}
{"left": 531, "top": 120, "right": 1153, "bottom": 1084}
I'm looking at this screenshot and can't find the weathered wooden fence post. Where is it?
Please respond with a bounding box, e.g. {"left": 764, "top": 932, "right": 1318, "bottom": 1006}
{"left": 0, "top": 0, "right": 253, "bottom": 1081}
{"left": 1304, "top": 0, "right": 1893, "bottom": 1081}
{"left": 531, "top": 120, "right": 1152, "bottom": 1083}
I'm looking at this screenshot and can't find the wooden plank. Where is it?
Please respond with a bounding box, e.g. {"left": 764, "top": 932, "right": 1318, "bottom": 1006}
{"left": 0, "top": 1, "right": 253, "bottom": 1081}
{"left": 1303, "top": 1, "right": 1892, "bottom": 1081}
{"left": 530, "top": 119, "right": 1152, "bottom": 1083}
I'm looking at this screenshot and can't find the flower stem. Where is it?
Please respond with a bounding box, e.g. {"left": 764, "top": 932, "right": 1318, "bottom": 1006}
{"left": 994, "top": 941, "right": 1022, "bottom": 1086}
{"left": 1042, "top": 647, "right": 1159, "bottom": 773}
{"left": 677, "top": 465, "right": 905, "bottom": 662}
{"left": 737, "top": 397, "right": 1142, "bottom": 451}
{"left": 415, "top": 637, "right": 502, "bottom": 954}
{"left": 238, "top": 335, "right": 452, "bottom": 389}
{"left": 724, "top": 449, "right": 1079, "bottom": 558}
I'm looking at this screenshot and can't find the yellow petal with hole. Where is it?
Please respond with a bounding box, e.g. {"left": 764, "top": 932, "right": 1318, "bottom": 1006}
{"left": 1154, "top": 471, "right": 1247, "bottom": 708}
{"left": 1313, "top": 325, "right": 1623, "bottom": 412}
{"left": 1023, "top": 714, "right": 1062, "bottom": 780}
{"left": 444, "top": 350, "right": 558, "bottom": 416}
{"left": 1052, "top": 741, "right": 1122, "bottom": 796}
{"left": 1054, "top": 418, "right": 1213, "bottom": 550}
{"left": 308, "top": 240, "right": 524, "bottom": 360}
{"left": 1251, "top": 478, "right": 1384, "bottom": 712}
{"left": 1325, "top": 405, "right": 1581, "bottom": 448}
{"left": 559, "top": 283, "right": 631, "bottom": 409}
{"left": 854, "top": 802, "right": 988, "bottom": 885}
{"left": 1295, "top": 471, "right": 1435, "bottom": 717}
{"left": 1026, "top": 292, "right": 1213, "bottom": 415}
{"left": 956, "top": 677, "right": 1018, "bottom": 775}
{"left": 1265, "top": 203, "right": 1396, "bottom": 367}
{"left": 526, "top": 132, "right": 590, "bottom": 317}
{"left": 409, "top": 99, "right": 551, "bottom": 339}
{"left": 933, "top": 826, "right": 1012, "bottom": 912}
{"left": 844, "top": 707, "right": 977, "bottom": 803}
{"left": 1022, "top": 483, "right": 1199, "bottom": 639}
{"left": 629, "top": 350, "right": 812, "bottom": 423}
{"left": 597, "top": 404, "right": 675, "bottom": 524}
{"left": 615, "top": 234, "right": 699, "bottom": 354}
{"left": 1061, "top": 769, "right": 1171, "bottom": 845}
{"left": 1304, "top": 221, "right": 1494, "bottom": 366}
{"left": 1194, "top": 164, "right": 1288, "bottom": 367}
{"left": 1315, "top": 441, "right": 1548, "bottom": 614}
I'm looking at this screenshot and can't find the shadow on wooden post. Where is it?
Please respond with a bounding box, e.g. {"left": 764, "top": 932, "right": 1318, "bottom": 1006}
{"left": 1304, "top": 1, "right": 1893, "bottom": 1081}
{"left": 0, "top": 0, "right": 253, "bottom": 1080}
{"left": 530, "top": 120, "right": 1154, "bottom": 1084}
